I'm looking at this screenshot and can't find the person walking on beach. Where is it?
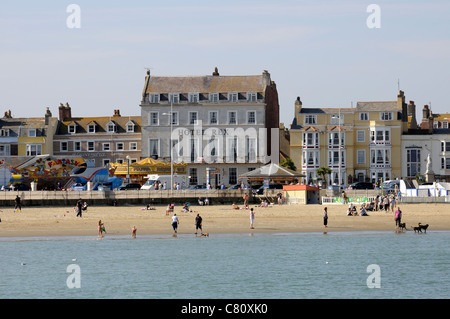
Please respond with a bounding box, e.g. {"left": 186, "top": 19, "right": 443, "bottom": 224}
{"left": 394, "top": 207, "right": 402, "bottom": 229}
{"left": 98, "top": 220, "right": 105, "bottom": 238}
{"left": 171, "top": 214, "right": 180, "bottom": 233}
{"left": 131, "top": 226, "right": 137, "bottom": 239}
{"left": 383, "top": 196, "right": 389, "bottom": 212}
{"left": 249, "top": 208, "right": 255, "bottom": 229}
{"left": 14, "top": 195, "right": 21, "bottom": 213}
{"left": 195, "top": 213, "right": 203, "bottom": 235}
{"left": 243, "top": 193, "right": 249, "bottom": 209}
{"left": 323, "top": 207, "right": 328, "bottom": 228}
{"left": 76, "top": 198, "right": 83, "bottom": 217}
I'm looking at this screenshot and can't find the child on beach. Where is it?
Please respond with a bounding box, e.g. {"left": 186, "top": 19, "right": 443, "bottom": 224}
{"left": 98, "top": 220, "right": 105, "bottom": 238}
{"left": 323, "top": 207, "right": 328, "bottom": 227}
{"left": 250, "top": 208, "right": 255, "bottom": 229}
{"left": 131, "top": 226, "right": 137, "bottom": 239}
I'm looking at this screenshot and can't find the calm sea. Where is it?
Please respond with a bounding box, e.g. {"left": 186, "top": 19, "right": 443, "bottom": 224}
{"left": 0, "top": 231, "right": 449, "bottom": 299}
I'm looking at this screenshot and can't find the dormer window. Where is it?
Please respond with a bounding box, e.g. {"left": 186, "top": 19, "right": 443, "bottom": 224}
{"left": 68, "top": 124, "right": 76, "bottom": 134}
{"left": 149, "top": 94, "right": 160, "bottom": 103}
{"left": 188, "top": 93, "right": 199, "bottom": 103}
{"left": 88, "top": 124, "right": 96, "bottom": 133}
{"left": 169, "top": 93, "right": 180, "bottom": 104}
{"left": 247, "top": 92, "right": 257, "bottom": 102}
{"left": 228, "top": 93, "right": 238, "bottom": 102}
{"left": 209, "top": 93, "right": 219, "bottom": 103}
{"left": 28, "top": 129, "right": 36, "bottom": 137}
{"left": 107, "top": 121, "right": 116, "bottom": 133}
{"left": 126, "top": 121, "right": 135, "bottom": 133}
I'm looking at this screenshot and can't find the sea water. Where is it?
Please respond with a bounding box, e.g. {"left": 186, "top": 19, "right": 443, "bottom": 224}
{"left": 0, "top": 231, "right": 449, "bottom": 299}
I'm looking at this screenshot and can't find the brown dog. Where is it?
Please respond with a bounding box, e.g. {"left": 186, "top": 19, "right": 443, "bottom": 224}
{"left": 201, "top": 233, "right": 209, "bottom": 237}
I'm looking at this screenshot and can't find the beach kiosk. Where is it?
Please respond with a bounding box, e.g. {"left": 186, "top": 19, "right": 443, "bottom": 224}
{"left": 239, "top": 163, "right": 305, "bottom": 203}
{"left": 111, "top": 157, "right": 187, "bottom": 185}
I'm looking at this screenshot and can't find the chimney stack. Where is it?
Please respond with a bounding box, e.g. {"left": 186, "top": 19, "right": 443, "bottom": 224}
{"left": 45, "top": 107, "right": 52, "bottom": 125}
{"left": 58, "top": 102, "right": 72, "bottom": 121}
{"left": 295, "top": 96, "right": 303, "bottom": 116}
{"left": 113, "top": 109, "right": 121, "bottom": 117}
{"left": 407, "top": 100, "right": 417, "bottom": 129}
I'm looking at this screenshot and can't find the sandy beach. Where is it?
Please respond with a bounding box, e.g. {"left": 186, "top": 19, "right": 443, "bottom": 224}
{"left": 0, "top": 201, "right": 449, "bottom": 238}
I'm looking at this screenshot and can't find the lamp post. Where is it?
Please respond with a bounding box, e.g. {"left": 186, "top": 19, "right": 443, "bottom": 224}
{"left": 126, "top": 155, "right": 130, "bottom": 183}
{"left": 162, "top": 102, "right": 174, "bottom": 189}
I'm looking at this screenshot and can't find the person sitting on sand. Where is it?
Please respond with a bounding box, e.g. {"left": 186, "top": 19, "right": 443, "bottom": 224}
{"left": 260, "top": 199, "right": 268, "bottom": 208}
{"left": 347, "top": 207, "right": 353, "bottom": 216}
{"left": 145, "top": 204, "right": 155, "bottom": 210}
{"left": 166, "top": 204, "right": 174, "bottom": 216}
{"left": 232, "top": 203, "right": 239, "bottom": 210}
{"left": 360, "top": 206, "right": 369, "bottom": 216}
{"left": 182, "top": 203, "right": 190, "bottom": 213}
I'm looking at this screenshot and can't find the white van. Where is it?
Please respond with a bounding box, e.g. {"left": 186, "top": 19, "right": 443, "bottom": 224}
{"left": 141, "top": 174, "right": 187, "bottom": 190}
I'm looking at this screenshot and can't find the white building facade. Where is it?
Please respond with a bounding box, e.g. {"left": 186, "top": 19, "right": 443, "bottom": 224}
{"left": 139, "top": 69, "right": 280, "bottom": 187}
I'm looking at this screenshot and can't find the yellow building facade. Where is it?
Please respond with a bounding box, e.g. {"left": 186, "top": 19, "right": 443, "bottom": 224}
{"left": 290, "top": 91, "right": 407, "bottom": 186}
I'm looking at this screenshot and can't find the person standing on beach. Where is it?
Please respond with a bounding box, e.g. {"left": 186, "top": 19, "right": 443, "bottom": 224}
{"left": 394, "top": 207, "right": 402, "bottom": 229}
{"left": 98, "top": 220, "right": 104, "bottom": 238}
{"left": 250, "top": 208, "right": 255, "bottom": 229}
{"left": 76, "top": 198, "right": 83, "bottom": 217}
{"left": 323, "top": 207, "right": 328, "bottom": 228}
{"left": 243, "top": 193, "right": 249, "bottom": 209}
{"left": 14, "top": 195, "right": 21, "bottom": 213}
{"left": 171, "top": 214, "right": 180, "bottom": 233}
{"left": 195, "top": 214, "right": 203, "bottom": 235}
{"left": 131, "top": 226, "right": 137, "bottom": 239}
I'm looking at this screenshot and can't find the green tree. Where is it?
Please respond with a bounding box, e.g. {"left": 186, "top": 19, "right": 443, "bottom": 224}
{"left": 317, "top": 166, "right": 332, "bottom": 187}
{"left": 280, "top": 158, "right": 297, "bottom": 171}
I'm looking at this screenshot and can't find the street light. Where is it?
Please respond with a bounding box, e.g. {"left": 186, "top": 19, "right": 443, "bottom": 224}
{"left": 126, "top": 155, "right": 130, "bottom": 183}
{"left": 162, "top": 102, "right": 174, "bottom": 190}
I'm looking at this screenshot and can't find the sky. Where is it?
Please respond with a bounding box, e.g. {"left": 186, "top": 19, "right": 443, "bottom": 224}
{"left": 0, "top": 0, "right": 449, "bottom": 126}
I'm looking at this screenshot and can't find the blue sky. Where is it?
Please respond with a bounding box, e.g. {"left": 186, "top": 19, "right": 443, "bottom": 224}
{"left": 1, "top": 1, "right": 449, "bottom": 126}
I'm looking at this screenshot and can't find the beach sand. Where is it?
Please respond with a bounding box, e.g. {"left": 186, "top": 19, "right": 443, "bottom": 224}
{"left": 0, "top": 202, "right": 448, "bottom": 238}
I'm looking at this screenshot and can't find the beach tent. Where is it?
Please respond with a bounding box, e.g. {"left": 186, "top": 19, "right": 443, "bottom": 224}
{"left": 239, "top": 163, "right": 305, "bottom": 182}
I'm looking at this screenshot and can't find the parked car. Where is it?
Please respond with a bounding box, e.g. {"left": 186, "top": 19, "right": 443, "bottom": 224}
{"left": 9, "top": 183, "right": 31, "bottom": 191}
{"left": 188, "top": 185, "right": 207, "bottom": 190}
{"left": 227, "top": 183, "right": 253, "bottom": 190}
{"left": 119, "top": 183, "right": 142, "bottom": 190}
{"left": 348, "top": 182, "right": 374, "bottom": 190}
{"left": 255, "top": 184, "right": 284, "bottom": 195}
{"left": 327, "top": 185, "right": 342, "bottom": 190}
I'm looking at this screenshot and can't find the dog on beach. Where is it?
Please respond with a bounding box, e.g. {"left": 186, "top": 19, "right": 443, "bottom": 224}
{"left": 418, "top": 223, "right": 429, "bottom": 233}
{"left": 398, "top": 222, "right": 406, "bottom": 231}
{"left": 201, "top": 233, "right": 209, "bottom": 237}
{"left": 412, "top": 225, "right": 422, "bottom": 233}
